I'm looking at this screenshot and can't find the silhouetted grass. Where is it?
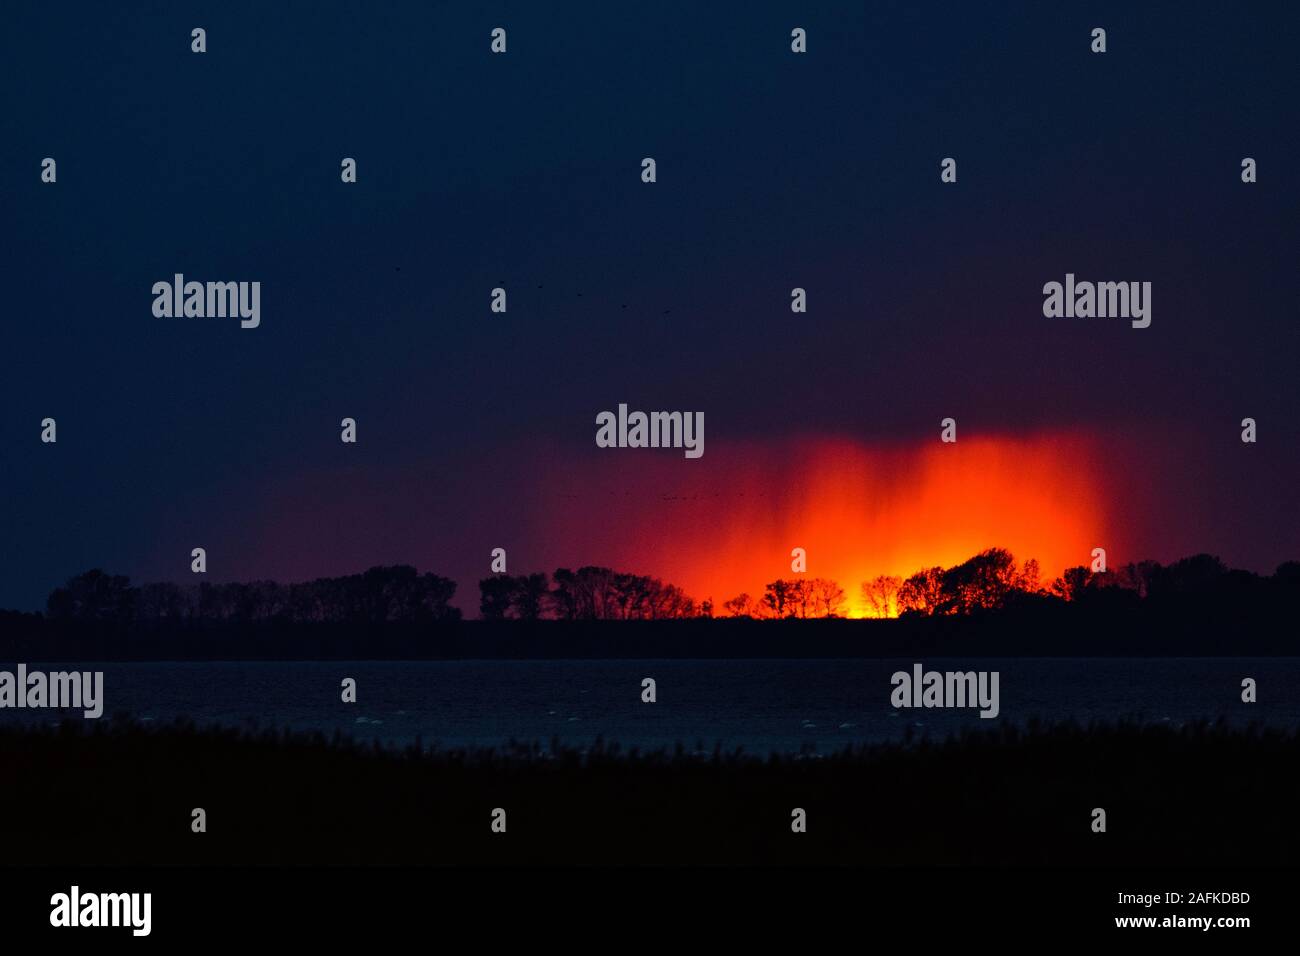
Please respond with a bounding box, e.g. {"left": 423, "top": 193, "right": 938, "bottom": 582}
{"left": 2, "top": 717, "right": 1296, "bottom": 865}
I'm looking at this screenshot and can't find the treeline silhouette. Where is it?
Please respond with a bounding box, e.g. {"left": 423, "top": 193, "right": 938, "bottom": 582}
{"left": 23, "top": 549, "right": 1300, "bottom": 627}
{"left": 4, "top": 716, "right": 1297, "bottom": 865}
{"left": 729, "top": 548, "right": 1300, "bottom": 620}
{"left": 480, "top": 567, "right": 700, "bottom": 620}
{"left": 44, "top": 565, "right": 461, "bottom": 625}
{"left": 1, "top": 548, "right": 1296, "bottom": 659}
{"left": 481, "top": 549, "right": 1300, "bottom": 621}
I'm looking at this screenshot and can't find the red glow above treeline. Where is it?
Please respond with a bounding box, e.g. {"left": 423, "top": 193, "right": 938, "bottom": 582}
{"left": 536, "top": 433, "right": 1108, "bottom": 617}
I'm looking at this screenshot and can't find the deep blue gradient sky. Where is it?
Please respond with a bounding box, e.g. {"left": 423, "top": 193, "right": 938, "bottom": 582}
{"left": 2, "top": 1, "right": 1297, "bottom": 611}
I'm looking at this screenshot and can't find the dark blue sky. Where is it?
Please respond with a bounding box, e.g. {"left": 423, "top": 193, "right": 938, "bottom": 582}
{"left": 3, "top": 1, "right": 1297, "bottom": 611}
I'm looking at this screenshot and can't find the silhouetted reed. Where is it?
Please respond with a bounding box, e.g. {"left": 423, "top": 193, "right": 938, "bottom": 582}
{"left": 3, "top": 717, "right": 1296, "bottom": 865}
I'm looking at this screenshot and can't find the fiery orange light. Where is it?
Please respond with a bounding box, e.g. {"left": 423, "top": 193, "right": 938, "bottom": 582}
{"left": 537, "top": 433, "right": 1109, "bottom": 618}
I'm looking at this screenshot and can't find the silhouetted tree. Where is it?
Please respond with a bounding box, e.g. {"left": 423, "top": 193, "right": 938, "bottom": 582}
{"left": 136, "top": 581, "right": 190, "bottom": 621}
{"left": 1275, "top": 561, "right": 1300, "bottom": 586}
{"left": 512, "top": 573, "right": 550, "bottom": 620}
{"left": 548, "top": 568, "right": 580, "bottom": 620}
{"left": 761, "top": 580, "right": 795, "bottom": 618}
{"left": 757, "top": 578, "right": 842, "bottom": 618}
{"left": 809, "top": 578, "right": 846, "bottom": 617}
{"left": 344, "top": 566, "right": 458, "bottom": 623}
{"left": 1108, "top": 560, "right": 1160, "bottom": 598}
{"left": 1051, "top": 566, "right": 1094, "bottom": 601}
{"left": 544, "top": 567, "right": 695, "bottom": 620}
{"left": 1016, "top": 558, "right": 1041, "bottom": 593}
{"left": 861, "top": 575, "right": 902, "bottom": 618}
{"left": 119, "top": 566, "right": 463, "bottom": 625}
{"left": 722, "top": 593, "right": 754, "bottom": 618}
{"left": 46, "top": 570, "right": 136, "bottom": 623}
{"left": 784, "top": 579, "right": 811, "bottom": 618}
{"left": 936, "top": 548, "right": 1019, "bottom": 614}
{"left": 479, "top": 576, "right": 515, "bottom": 620}
{"left": 1149, "top": 554, "right": 1228, "bottom": 600}
{"left": 898, "top": 567, "right": 945, "bottom": 616}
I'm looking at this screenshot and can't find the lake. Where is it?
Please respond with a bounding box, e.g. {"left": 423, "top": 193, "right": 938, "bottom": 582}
{"left": 3, "top": 658, "right": 1295, "bottom": 755}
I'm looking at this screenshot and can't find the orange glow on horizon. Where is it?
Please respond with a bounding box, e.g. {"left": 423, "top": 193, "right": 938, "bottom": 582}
{"left": 537, "top": 433, "right": 1109, "bottom": 618}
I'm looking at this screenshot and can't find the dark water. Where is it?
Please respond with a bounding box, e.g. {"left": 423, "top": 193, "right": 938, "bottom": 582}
{"left": 4, "top": 658, "right": 1295, "bottom": 755}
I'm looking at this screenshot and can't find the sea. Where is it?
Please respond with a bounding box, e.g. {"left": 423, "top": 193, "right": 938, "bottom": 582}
{"left": 3, "top": 658, "right": 1295, "bottom": 755}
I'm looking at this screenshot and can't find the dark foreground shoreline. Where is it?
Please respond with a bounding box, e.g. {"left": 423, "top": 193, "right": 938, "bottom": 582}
{"left": 3, "top": 606, "right": 1298, "bottom": 661}
{"left": 4, "top": 717, "right": 1297, "bottom": 865}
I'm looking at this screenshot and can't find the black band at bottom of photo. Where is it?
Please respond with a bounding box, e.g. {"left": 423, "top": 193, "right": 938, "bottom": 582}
{"left": 0, "top": 865, "right": 1284, "bottom": 942}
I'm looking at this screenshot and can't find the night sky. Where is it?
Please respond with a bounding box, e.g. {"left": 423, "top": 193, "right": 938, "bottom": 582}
{"left": 3, "top": 1, "right": 1297, "bottom": 613}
